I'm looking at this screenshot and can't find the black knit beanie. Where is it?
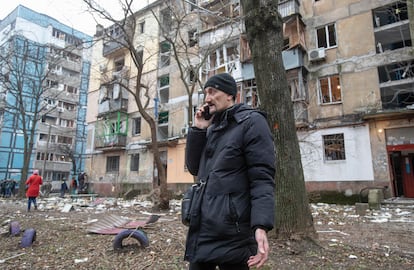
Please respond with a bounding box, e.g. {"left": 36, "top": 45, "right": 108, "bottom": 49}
{"left": 204, "top": 73, "right": 237, "bottom": 97}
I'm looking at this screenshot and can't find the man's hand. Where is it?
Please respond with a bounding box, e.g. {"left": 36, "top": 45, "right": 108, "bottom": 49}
{"left": 247, "top": 228, "right": 269, "bottom": 268}
{"left": 193, "top": 104, "right": 213, "bottom": 129}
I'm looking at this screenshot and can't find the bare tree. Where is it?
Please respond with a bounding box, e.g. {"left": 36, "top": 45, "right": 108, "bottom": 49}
{"left": 0, "top": 36, "right": 66, "bottom": 196}
{"left": 83, "top": 0, "right": 170, "bottom": 209}
{"left": 149, "top": 1, "right": 237, "bottom": 129}
{"left": 240, "top": 0, "right": 316, "bottom": 241}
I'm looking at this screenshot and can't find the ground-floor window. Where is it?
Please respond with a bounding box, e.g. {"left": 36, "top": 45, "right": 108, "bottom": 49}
{"left": 323, "top": 133, "right": 346, "bottom": 161}
{"left": 106, "top": 156, "right": 120, "bottom": 172}
{"left": 130, "top": 154, "right": 139, "bottom": 171}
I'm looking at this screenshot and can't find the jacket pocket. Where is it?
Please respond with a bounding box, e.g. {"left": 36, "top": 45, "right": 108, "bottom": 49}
{"left": 202, "top": 193, "right": 244, "bottom": 237}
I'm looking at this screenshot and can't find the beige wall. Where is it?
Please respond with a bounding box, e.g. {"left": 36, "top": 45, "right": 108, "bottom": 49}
{"left": 337, "top": 12, "right": 376, "bottom": 58}
{"left": 167, "top": 140, "right": 194, "bottom": 184}
{"left": 341, "top": 69, "right": 381, "bottom": 114}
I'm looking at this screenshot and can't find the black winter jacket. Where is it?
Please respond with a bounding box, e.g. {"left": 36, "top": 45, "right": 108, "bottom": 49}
{"left": 184, "top": 103, "right": 276, "bottom": 264}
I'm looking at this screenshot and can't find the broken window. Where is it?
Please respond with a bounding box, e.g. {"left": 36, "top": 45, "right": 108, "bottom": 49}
{"left": 243, "top": 79, "right": 258, "bottom": 108}
{"left": 188, "top": 29, "right": 198, "bottom": 47}
{"left": 139, "top": 21, "right": 145, "bottom": 34}
{"left": 158, "top": 111, "right": 169, "bottom": 125}
{"left": 57, "top": 136, "right": 72, "bottom": 144}
{"left": 317, "top": 24, "right": 337, "bottom": 49}
{"left": 373, "top": 1, "right": 411, "bottom": 53}
{"left": 378, "top": 61, "right": 414, "bottom": 83}
{"left": 114, "top": 58, "right": 125, "bottom": 72}
{"left": 323, "top": 133, "right": 346, "bottom": 161}
{"left": 318, "top": 75, "right": 341, "bottom": 104}
{"left": 160, "top": 8, "right": 173, "bottom": 33}
{"left": 36, "top": 152, "right": 54, "bottom": 161}
{"left": 59, "top": 119, "right": 74, "bottom": 128}
{"left": 378, "top": 60, "right": 414, "bottom": 109}
{"left": 373, "top": 1, "right": 408, "bottom": 28}
{"left": 65, "top": 85, "right": 78, "bottom": 94}
{"left": 158, "top": 75, "right": 170, "bottom": 104}
{"left": 226, "top": 46, "right": 238, "bottom": 72}
{"left": 159, "top": 41, "right": 171, "bottom": 67}
{"left": 106, "top": 156, "right": 120, "bottom": 172}
{"left": 130, "top": 154, "right": 139, "bottom": 171}
{"left": 288, "top": 71, "right": 307, "bottom": 102}
{"left": 132, "top": 117, "right": 141, "bottom": 135}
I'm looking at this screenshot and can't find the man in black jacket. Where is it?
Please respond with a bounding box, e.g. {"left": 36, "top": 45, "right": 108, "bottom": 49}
{"left": 185, "top": 73, "right": 276, "bottom": 269}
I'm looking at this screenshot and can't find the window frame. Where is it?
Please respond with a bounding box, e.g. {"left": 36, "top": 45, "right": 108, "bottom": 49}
{"left": 159, "top": 41, "right": 171, "bottom": 68}
{"left": 316, "top": 23, "right": 337, "bottom": 49}
{"left": 323, "top": 133, "right": 346, "bottom": 161}
{"left": 130, "top": 154, "right": 140, "bottom": 171}
{"left": 106, "top": 156, "right": 120, "bottom": 172}
{"left": 318, "top": 75, "right": 342, "bottom": 105}
{"left": 132, "top": 117, "right": 141, "bottom": 136}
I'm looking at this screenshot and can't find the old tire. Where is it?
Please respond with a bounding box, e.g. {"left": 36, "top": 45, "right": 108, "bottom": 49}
{"left": 9, "top": 221, "right": 20, "bottom": 236}
{"left": 113, "top": 229, "right": 149, "bottom": 250}
{"left": 20, "top": 228, "right": 36, "bottom": 248}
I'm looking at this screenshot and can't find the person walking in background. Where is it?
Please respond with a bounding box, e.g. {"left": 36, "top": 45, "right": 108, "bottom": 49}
{"left": 25, "top": 169, "right": 43, "bottom": 211}
{"left": 78, "top": 172, "right": 87, "bottom": 194}
{"left": 184, "top": 73, "right": 276, "bottom": 269}
{"left": 60, "top": 178, "right": 68, "bottom": 198}
{"left": 70, "top": 177, "right": 78, "bottom": 195}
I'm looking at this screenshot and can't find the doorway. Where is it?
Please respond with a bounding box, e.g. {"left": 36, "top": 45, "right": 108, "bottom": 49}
{"left": 389, "top": 151, "right": 414, "bottom": 198}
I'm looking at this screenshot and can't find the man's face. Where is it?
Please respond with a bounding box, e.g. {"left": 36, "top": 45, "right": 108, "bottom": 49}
{"left": 204, "top": 87, "right": 234, "bottom": 114}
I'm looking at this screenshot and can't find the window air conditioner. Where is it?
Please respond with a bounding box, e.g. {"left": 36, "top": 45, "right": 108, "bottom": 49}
{"left": 308, "top": 48, "right": 326, "bottom": 62}
{"left": 57, "top": 107, "right": 64, "bottom": 113}
{"left": 181, "top": 126, "right": 188, "bottom": 135}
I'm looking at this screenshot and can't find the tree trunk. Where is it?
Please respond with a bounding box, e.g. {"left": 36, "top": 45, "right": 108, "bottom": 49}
{"left": 133, "top": 75, "right": 170, "bottom": 210}
{"left": 241, "top": 0, "right": 315, "bottom": 239}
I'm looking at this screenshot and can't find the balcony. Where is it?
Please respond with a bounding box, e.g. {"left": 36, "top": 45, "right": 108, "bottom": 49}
{"left": 278, "top": 0, "right": 300, "bottom": 19}
{"left": 104, "top": 33, "right": 127, "bottom": 55}
{"left": 95, "top": 111, "right": 128, "bottom": 149}
{"left": 95, "top": 134, "right": 127, "bottom": 149}
{"left": 60, "top": 59, "right": 82, "bottom": 73}
{"left": 97, "top": 81, "right": 129, "bottom": 116}
{"left": 33, "top": 160, "right": 72, "bottom": 172}
{"left": 282, "top": 47, "right": 305, "bottom": 70}
{"left": 373, "top": 1, "right": 411, "bottom": 53}
{"left": 98, "top": 99, "right": 128, "bottom": 116}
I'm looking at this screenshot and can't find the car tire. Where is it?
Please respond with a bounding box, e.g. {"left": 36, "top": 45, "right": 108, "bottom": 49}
{"left": 113, "top": 229, "right": 149, "bottom": 250}
{"left": 20, "top": 228, "right": 36, "bottom": 248}
{"left": 9, "top": 221, "right": 20, "bottom": 236}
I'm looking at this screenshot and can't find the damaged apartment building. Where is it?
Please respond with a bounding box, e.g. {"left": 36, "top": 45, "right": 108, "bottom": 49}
{"left": 85, "top": 0, "right": 199, "bottom": 195}
{"left": 85, "top": 0, "right": 413, "bottom": 198}
{"left": 0, "top": 6, "right": 91, "bottom": 189}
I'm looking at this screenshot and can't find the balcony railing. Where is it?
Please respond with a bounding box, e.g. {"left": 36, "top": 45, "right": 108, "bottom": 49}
{"left": 95, "top": 134, "right": 127, "bottom": 149}
{"left": 103, "top": 35, "right": 127, "bottom": 56}
{"left": 278, "top": 0, "right": 300, "bottom": 18}
{"left": 98, "top": 99, "right": 128, "bottom": 116}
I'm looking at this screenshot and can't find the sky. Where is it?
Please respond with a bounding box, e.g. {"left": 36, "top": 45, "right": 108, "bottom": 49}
{"left": 0, "top": 0, "right": 155, "bottom": 36}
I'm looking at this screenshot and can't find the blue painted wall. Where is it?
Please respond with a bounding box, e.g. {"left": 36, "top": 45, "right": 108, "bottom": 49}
{"left": 0, "top": 5, "right": 91, "bottom": 182}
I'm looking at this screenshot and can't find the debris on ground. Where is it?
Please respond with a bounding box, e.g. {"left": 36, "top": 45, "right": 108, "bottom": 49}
{"left": 1, "top": 196, "right": 413, "bottom": 269}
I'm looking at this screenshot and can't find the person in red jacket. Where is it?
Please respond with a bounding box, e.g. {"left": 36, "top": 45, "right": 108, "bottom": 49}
{"left": 25, "top": 169, "right": 43, "bottom": 211}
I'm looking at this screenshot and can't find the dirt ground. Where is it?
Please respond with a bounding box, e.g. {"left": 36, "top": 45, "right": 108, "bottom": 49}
{"left": 1, "top": 196, "right": 414, "bottom": 270}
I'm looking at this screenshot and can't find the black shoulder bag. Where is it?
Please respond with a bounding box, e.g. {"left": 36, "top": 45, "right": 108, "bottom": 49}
{"left": 181, "top": 179, "right": 206, "bottom": 226}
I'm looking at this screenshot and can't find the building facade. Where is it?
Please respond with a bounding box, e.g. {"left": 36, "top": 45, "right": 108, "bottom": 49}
{"left": 300, "top": 0, "right": 414, "bottom": 197}
{"left": 85, "top": 0, "right": 413, "bottom": 198}
{"left": 0, "top": 5, "right": 91, "bottom": 189}
{"left": 195, "top": 0, "right": 414, "bottom": 197}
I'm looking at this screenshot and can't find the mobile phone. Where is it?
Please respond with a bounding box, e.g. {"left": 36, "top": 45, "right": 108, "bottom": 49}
{"left": 202, "top": 105, "right": 212, "bottom": 120}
